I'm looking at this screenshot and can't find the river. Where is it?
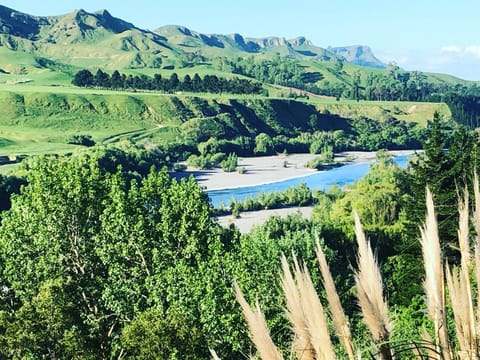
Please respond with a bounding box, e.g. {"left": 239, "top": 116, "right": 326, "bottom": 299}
{"left": 207, "top": 154, "right": 411, "bottom": 207}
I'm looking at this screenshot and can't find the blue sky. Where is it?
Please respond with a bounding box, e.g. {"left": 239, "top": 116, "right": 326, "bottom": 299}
{"left": 3, "top": 0, "right": 480, "bottom": 80}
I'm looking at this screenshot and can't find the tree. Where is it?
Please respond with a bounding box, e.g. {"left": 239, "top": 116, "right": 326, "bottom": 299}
{"left": 254, "top": 133, "right": 274, "bottom": 155}
{"left": 110, "top": 70, "right": 124, "bottom": 89}
{"left": 351, "top": 71, "right": 361, "bottom": 101}
{"left": 182, "top": 74, "right": 193, "bottom": 92}
{"left": 406, "top": 112, "right": 479, "bottom": 257}
{"left": 167, "top": 73, "right": 180, "bottom": 92}
{"left": 192, "top": 73, "right": 202, "bottom": 92}
{"left": 71, "top": 69, "right": 94, "bottom": 87}
{"left": 0, "top": 153, "right": 245, "bottom": 358}
{"left": 94, "top": 69, "right": 110, "bottom": 88}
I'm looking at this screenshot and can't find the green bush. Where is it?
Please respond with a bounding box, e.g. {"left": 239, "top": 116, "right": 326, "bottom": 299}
{"left": 221, "top": 153, "right": 238, "bottom": 172}
{"left": 187, "top": 153, "right": 226, "bottom": 169}
{"left": 173, "top": 163, "right": 187, "bottom": 172}
{"left": 67, "top": 134, "right": 95, "bottom": 147}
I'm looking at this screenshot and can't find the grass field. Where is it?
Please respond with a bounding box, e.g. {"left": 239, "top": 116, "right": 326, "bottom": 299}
{"left": 0, "top": 79, "right": 450, "bottom": 165}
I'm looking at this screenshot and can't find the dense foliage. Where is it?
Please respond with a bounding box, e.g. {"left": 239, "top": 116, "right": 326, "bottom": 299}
{"left": 0, "top": 114, "right": 478, "bottom": 358}
{"left": 72, "top": 69, "right": 263, "bottom": 95}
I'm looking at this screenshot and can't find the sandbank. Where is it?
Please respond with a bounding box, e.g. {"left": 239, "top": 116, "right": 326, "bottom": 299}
{"left": 172, "top": 150, "right": 416, "bottom": 191}
{"left": 172, "top": 150, "right": 416, "bottom": 233}
{"left": 216, "top": 206, "right": 314, "bottom": 234}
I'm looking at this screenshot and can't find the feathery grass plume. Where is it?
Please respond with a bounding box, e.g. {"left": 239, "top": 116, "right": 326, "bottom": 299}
{"left": 456, "top": 189, "right": 478, "bottom": 356}
{"left": 209, "top": 348, "right": 221, "bottom": 360}
{"left": 315, "top": 234, "right": 355, "bottom": 360}
{"left": 473, "top": 172, "right": 480, "bottom": 325}
{"left": 292, "top": 256, "right": 336, "bottom": 360}
{"left": 420, "top": 188, "right": 452, "bottom": 360}
{"left": 280, "top": 254, "right": 315, "bottom": 360}
{"left": 233, "top": 282, "right": 284, "bottom": 360}
{"left": 458, "top": 188, "right": 471, "bottom": 269}
{"left": 446, "top": 264, "right": 477, "bottom": 358}
{"left": 353, "top": 212, "right": 392, "bottom": 360}
{"left": 473, "top": 172, "right": 480, "bottom": 242}
{"left": 421, "top": 329, "right": 439, "bottom": 360}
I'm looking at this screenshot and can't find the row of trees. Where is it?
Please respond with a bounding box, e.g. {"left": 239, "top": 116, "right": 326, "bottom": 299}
{"left": 72, "top": 69, "right": 263, "bottom": 95}
{"left": 214, "top": 55, "right": 480, "bottom": 124}
{"left": 180, "top": 116, "right": 426, "bottom": 170}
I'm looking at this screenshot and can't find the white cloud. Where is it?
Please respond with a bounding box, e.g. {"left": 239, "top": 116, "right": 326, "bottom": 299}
{"left": 438, "top": 44, "right": 480, "bottom": 59}
{"left": 465, "top": 45, "right": 480, "bottom": 58}
{"left": 440, "top": 45, "right": 461, "bottom": 53}
{"left": 370, "top": 46, "right": 480, "bottom": 80}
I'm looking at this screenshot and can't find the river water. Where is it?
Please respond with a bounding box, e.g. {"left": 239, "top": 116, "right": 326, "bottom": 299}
{"left": 207, "top": 154, "right": 411, "bottom": 207}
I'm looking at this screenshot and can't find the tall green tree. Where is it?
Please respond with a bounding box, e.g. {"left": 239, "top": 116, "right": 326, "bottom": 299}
{"left": 406, "top": 112, "right": 479, "bottom": 257}
{"left": 0, "top": 154, "right": 245, "bottom": 358}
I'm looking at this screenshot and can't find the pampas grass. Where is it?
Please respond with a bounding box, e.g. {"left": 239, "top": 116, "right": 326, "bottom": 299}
{"left": 289, "top": 254, "right": 336, "bottom": 359}
{"left": 234, "top": 282, "right": 284, "bottom": 360}
{"left": 315, "top": 235, "right": 355, "bottom": 360}
{"left": 353, "top": 212, "right": 393, "bottom": 360}
{"left": 235, "top": 177, "right": 480, "bottom": 360}
{"left": 419, "top": 188, "right": 452, "bottom": 360}
{"left": 280, "top": 254, "right": 315, "bottom": 360}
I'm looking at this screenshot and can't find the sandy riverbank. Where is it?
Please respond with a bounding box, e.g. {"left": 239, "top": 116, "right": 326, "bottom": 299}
{"left": 173, "top": 150, "right": 415, "bottom": 191}
{"left": 172, "top": 150, "right": 415, "bottom": 233}
{"left": 217, "top": 206, "right": 314, "bottom": 234}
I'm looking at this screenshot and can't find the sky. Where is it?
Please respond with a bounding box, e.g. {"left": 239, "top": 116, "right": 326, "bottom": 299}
{"left": 2, "top": 0, "right": 480, "bottom": 80}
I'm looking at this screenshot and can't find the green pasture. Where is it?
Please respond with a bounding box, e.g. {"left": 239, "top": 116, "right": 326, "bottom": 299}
{"left": 0, "top": 83, "right": 449, "bottom": 160}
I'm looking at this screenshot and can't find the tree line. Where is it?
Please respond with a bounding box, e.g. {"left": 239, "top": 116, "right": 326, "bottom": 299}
{"left": 213, "top": 55, "right": 480, "bottom": 126}
{"left": 72, "top": 69, "right": 263, "bottom": 95}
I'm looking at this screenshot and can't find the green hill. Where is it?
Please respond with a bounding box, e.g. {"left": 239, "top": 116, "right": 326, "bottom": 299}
{"left": 0, "top": 86, "right": 450, "bottom": 158}
{"left": 0, "top": 5, "right": 471, "bottom": 89}
{"left": 0, "top": 5, "right": 470, "bottom": 163}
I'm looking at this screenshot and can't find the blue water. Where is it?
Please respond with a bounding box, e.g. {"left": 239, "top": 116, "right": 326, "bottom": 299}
{"left": 207, "top": 154, "right": 411, "bottom": 207}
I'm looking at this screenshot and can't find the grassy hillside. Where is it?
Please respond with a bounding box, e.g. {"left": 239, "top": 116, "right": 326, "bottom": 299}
{"left": 0, "top": 5, "right": 464, "bottom": 162}
{"left": 0, "top": 84, "right": 449, "bottom": 158}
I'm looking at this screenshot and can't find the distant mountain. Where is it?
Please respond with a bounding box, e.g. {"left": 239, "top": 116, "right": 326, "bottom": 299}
{"left": 155, "top": 25, "right": 334, "bottom": 61}
{"left": 328, "top": 45, "right": 386, "bottom": 69}
{"left": 0, "top": 5, "right": 178, "bottom": 70}
{"left": 0, "top": 5, "right": 385, "bottom": 71}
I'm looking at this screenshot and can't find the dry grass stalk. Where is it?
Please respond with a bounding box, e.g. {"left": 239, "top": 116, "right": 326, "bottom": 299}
{"left": 446, "top": 264, "right": 477, "bottom": 359}
{"left": 353, "top": 212, "right": 392, "bottom": 360}
{"left": 280, "top": 255, "right": 315, "bottom": 360}
{"left": 458, "top": 188, "right": 471, "bottom": 269}
{"left": 293, "top": 256, "right": 336, "bottom": 359}
{"left": 473, "top": 172, "right": 480, "bottom": 328}
{"left": 209, "top": 348, "right": 221, "bottom": 360}
{"left": 458, "top": 190, "right": 478, "bottom": 358}
{"left": 420, "top": 188, "right": 451, "bottom": 360}
{"left": 421, "top": 330, "right": 438, "bottom": 360}
{"left": 473, "top": 172, "right": 480, "bottom": 244}
{"left": 233, "top": 282, "right": 284, "bottom": 360}
{"left": 315, "top": 235, "right": 355, "bottom": 360}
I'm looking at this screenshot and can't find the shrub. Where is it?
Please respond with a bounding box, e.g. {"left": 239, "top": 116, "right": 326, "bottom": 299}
{"left": 221, "top": 153, "right": 238, "bottom": 172}
{"left": 173, "top": 163, "right": 187, "bottom": 172}
{"left": 67, "top": 134, "right": 95, "bottom": 147}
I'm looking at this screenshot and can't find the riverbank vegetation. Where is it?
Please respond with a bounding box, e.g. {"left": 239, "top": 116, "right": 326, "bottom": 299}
{"left": 0, "top": 110, "right": 479, "bottom": 358}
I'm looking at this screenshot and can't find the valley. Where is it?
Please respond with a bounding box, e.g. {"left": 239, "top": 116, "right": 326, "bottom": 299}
{"left": 1, "top": 4, "right": 480, "bottom": 359}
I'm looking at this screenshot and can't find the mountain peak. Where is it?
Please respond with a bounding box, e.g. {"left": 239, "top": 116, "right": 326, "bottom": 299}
{"left": 328, "top": 45, "right": 386, "bottom": 69}
{"left": 288, "top": 36, "right": 312, "bottom": 46}
{"left": 0, "top": 5, "right": 47, "bottom": 40}
{"left": 95, "top": 9, "right": 112, "bottom": 17}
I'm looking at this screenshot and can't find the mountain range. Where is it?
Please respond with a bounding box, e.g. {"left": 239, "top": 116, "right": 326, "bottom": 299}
{"left": 0, "top": 5, "right": 386, "bottom": 72}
